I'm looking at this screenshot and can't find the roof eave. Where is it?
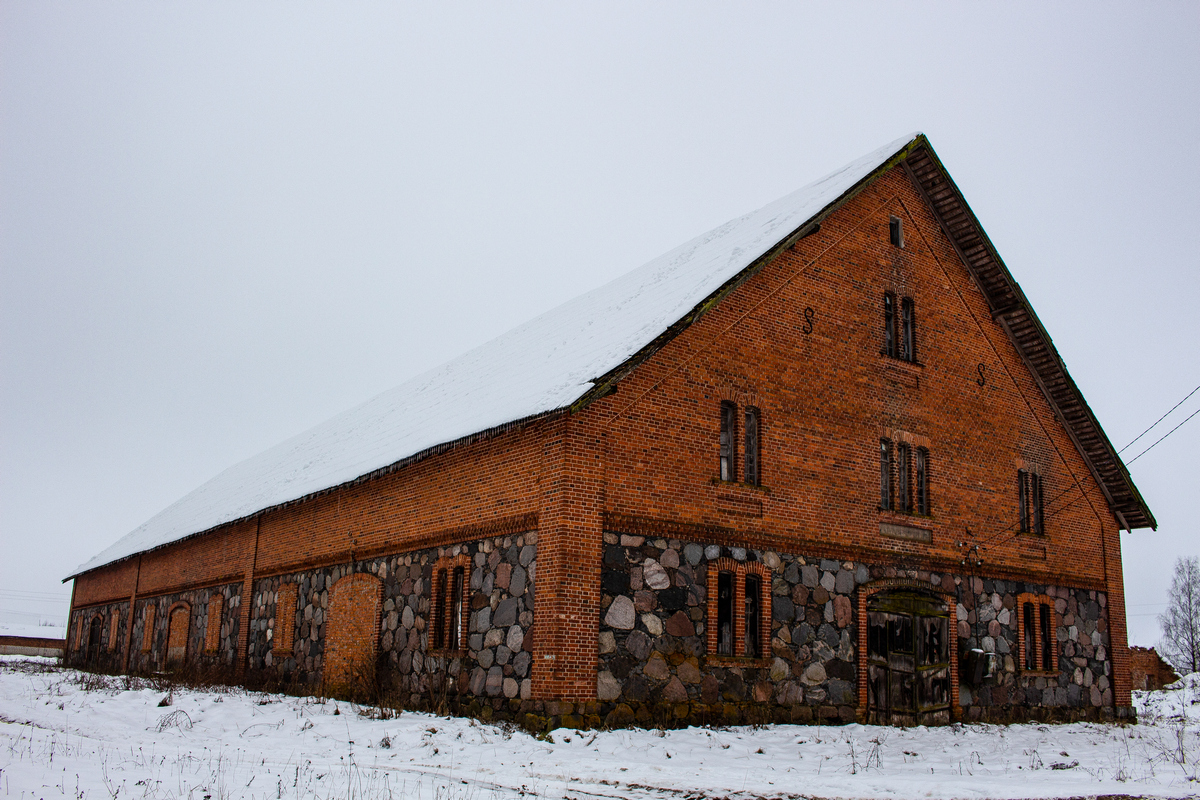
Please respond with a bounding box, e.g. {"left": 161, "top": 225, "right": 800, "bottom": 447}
{"left": 902, "top": 142, "right": 1155, "bottom": 531}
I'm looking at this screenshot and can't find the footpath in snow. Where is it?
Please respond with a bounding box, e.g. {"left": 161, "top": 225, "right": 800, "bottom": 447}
{"left": 1, "top": 656, "right": 1197, "bottom": 799}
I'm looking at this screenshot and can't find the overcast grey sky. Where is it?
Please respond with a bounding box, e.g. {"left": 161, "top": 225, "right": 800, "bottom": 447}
{"left": 1, "top": 3, "right": 1196, "bottom": 647}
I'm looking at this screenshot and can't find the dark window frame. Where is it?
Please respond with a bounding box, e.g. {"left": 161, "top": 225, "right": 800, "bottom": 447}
{"left": 719, "top": 401, "right": 737, "bottom": 482}
{"left": 716, "top": 571, "right": 734, "bottom": 656}
{"left": 744, "top": 406, "right": 761, "bottom": 486}
{"left": 883, "top": 293, "right": 897, "bottom": 358}
{"left": 901, "top": 297, "right": 916, "bottom": 362}
{"left": 915, "top": 446, "right": 929, "bottom": 515}
{"left": 1032, "top": 473, "right": 1045, "bottom": 535}
{"left": 879, "top": 439, "right": 893, "bottom": 510}
{"left": 1023, "top": 602, "right": 1037, "bottom": 670}
{"left": 1018, "top": 470, "right": 1046, "bottom": 535}
{"left": 889, "top": 216, "right": 904, "bottom": 248}
{"left": 897, "top": 442, "right": 911, "bottom": 513}
{"left": 744, "top": 573, "right": 762, "bottom": 658}
{"left": 1039, "top": 603, "right": 1053, "bottom": 671}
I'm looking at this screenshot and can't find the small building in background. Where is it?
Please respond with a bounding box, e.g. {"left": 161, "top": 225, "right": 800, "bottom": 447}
{"left": 0, "top": 623, "right": 66, "bottom": 658}
{"left": 1130, "top": 646, "right": 1181, "bottom": 691}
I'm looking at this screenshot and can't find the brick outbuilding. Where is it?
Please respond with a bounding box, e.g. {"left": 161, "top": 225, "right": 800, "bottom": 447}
{"left": 65, "top": 133, "right": 1153, "bottom": 727}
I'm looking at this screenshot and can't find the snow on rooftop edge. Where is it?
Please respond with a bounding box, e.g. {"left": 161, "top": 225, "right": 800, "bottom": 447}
{"left": 71, "top": 133, "right": 921, "bottom": 578}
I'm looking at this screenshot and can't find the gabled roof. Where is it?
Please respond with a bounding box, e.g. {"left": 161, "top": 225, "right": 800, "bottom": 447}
{"left": 70, "top": 133, "right": 1152, "bottom": 580}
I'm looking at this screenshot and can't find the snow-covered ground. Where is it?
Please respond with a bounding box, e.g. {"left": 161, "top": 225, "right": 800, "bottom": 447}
{"left": 1, "top": 657, "right": 1197, "bottom": 799}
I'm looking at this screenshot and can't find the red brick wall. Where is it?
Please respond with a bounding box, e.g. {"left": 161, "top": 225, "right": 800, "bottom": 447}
{"left": 587, "top": 165, "right": 1122, "bottom": 592}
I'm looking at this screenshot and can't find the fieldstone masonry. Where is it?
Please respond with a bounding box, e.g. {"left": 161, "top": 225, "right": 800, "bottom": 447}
{"left": 244, "top": 532, "right": 536, "bottom": 711}
{"left": 67, "top": 583, "right": 240, "bottom": 674}
{"left": 593, "top": 533, "right": 1114, "bottom": 728}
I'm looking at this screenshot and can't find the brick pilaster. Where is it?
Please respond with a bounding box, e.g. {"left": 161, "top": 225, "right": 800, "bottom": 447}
{"left": 235, "top": 518, "right": 260, "bottom": 677}
{"left": 532, "top": 414, "right": 604, "bottom": 701}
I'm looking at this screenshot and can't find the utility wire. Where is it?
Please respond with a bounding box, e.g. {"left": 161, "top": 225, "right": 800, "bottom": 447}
{"left": 1126, "top": 406, "right": 1200, "bottom": 465}
{"left": 1118, "top": 383, "right": 1200, "bottom": 454}
{"left": 971, "top": 385, "right": 1199, "bottom": 554}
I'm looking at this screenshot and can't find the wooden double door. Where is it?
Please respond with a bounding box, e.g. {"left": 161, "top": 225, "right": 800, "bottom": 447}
{"left": 866, "top": 590, "right": 951, "bottom": 726}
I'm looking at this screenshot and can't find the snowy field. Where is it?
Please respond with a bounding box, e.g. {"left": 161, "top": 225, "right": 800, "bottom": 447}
{"left": 1, "top": 657, "right": 1197, "bottom": 800}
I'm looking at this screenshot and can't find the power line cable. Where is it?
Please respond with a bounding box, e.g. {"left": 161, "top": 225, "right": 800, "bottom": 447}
{"left": 1118, "top": 383, "right": 1200, "bottom": 454}
{"left": 1126, "top": 406, "right": 1200, "bottom": 466}
{"left": 972, "top": 385, "right": 1199, "bottom": 553}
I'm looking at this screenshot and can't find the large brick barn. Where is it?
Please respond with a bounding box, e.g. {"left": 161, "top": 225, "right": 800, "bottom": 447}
{"left": 65, "top": 133, "right": 1154, "bottom": 728}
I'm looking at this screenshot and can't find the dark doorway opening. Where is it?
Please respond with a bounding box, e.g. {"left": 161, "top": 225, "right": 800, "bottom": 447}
{"left": 86, "top": 616, "right": 103, "bottom": 667}
{"left": 867, "top": 590, "right": 951, "bottom": 725}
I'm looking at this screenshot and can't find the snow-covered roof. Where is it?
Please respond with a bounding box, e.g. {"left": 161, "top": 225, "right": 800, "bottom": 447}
{"left": 71, "top": 133, "right": 922, "bottom": 578}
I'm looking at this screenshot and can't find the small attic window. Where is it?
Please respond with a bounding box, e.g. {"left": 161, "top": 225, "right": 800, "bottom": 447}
{"left": 889, "top": 217, "right": 904, "bottom": 248}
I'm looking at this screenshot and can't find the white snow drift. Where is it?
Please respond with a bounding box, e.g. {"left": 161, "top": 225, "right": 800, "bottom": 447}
{"left": 2, "top": 657, "right": 1199, "bottom": 799}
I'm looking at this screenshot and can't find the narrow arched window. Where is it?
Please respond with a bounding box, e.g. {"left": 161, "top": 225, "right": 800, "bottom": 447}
{"left": 915, "top": 447, "right": 929, "bottom": 515}
{"left": 1023, "top": 602, "right": 1036, "bottom": 670}
{"left": 719, "top": 401, "right": 737, "bottom": 481}
{"left": 1032, "top": 473, "right": 1045, "bottom": 535}
{"left": 449, "top": 567, "right": 464, "bottom": 651}
{"left": 743, "top": 407, "right": 760, "bottom": 486}
{"left": 901, "top": 297, "right": 916, "bottom": 362}
{"left": 744, "top": 573, "right": 762, "bottom": 658}
{"left": 434, "top": 568, "right": 448, "bottom": 649}
{"left": 897, "top": 442, "right": 910, "bottom": 513}
{"left": 1018, "top": 470, "right": 1030, "bottom": 533}
{"left": 883, "top": 293, "right": 897, "bottom": 358}
{"left": 1039, "top": 603, "right": 1053, "bottom": 671}
{"left": 716, "top": 571, "right": 734, "bottom": 655}
{"left": 879, "top": 439, "right": 893, "bottom": 510}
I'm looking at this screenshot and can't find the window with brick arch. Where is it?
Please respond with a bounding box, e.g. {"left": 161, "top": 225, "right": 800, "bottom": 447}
{"left": 719, "top": 401, "right": 737, "bottom": 481}
{"left": 879, "top": 439, "right": 893, "bottom": 510}
{"left": 706, "top": 559, "right": 772, "bottom": 662}
{"left": 716, "top": 571, "right": 734, "bottom": 656}
{"left": 915, "top": 447, "right": 929, "bottom": 515}
{"left": 431, "top": 554, "right": 471, "bottom": 654}
{"left": 1018, "top": 470, "right": 1046, "bottom": 535}
{"left": 897, "top": 442, "right": 911, "bottom": 513}
{"left": 883, "top": 293, "right": 897, "bottom": 358}
{"left": 743, "top": 406, "right": 761, "bottom": 486}
{"left": 744, "top": 573, "right": 762, "bottom": 658}
{"left": 901, "top": 297, "right": 916, "bottom": 362}
{"left": 1018, "top": 594, "right": 1057, "bottom": 674}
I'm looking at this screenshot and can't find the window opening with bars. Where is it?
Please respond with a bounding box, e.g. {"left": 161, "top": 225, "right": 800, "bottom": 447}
{"left": 719, "top": 401, "right": 762, "bottom": 486}
{"left": 706, "top": 560, "right": 771, "bottom": 661}
{"left": 1018, "top": 470, "right": 1046, "bottom": 535}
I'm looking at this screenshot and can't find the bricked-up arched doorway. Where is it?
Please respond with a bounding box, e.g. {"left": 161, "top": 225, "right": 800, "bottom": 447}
{"left": 167, "top": 604, "right": 190, "bottom": 666}
{"left": 866, "top": 590, "right": 951, "bottom": 726}
{"left": 324, "top": 573, "right": 382, "bottom": 694}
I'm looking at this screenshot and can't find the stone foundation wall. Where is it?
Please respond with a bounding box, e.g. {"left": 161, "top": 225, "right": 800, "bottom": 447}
{"left": 592, "top": 533, "right": 1113, "bottom": 727}
{"left": 127, "top": 583, "right": 241, "bottom": 674}
{"left": 956, "top": 576, "right": 1112, "bottom": 718}
{"left": 595, "top": 534, "right": 861, "bottom": 726}
{"left": 66, "top": 600, "right": 128, "bottom": 673}
{"left": 245, "top": 531, "right": 536, "bottom": 705}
